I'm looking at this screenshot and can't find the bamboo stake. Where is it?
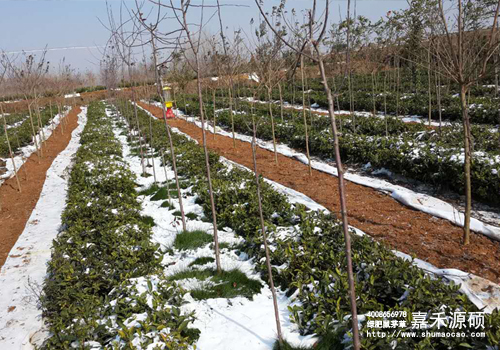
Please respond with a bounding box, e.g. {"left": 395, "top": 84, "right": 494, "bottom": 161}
{"left": 212, "top": 87, "right": 217, "bottom": 141}
{"left": 301, "top": 56, "right": 312, "bottom": 176}
{"left": 160, "top": 149, "right": 171, "bottom": 205}
{"left": 267, "top": 88, "right": 278, "bottom": 165}
{"left": 27, "top": 103, "right": 40, "bottom": 161}
{"left": 151, "top": 34, "right": 187, "bottom": 232}
{"left": 251, "top": 113, "right": 283, "bottom": 347}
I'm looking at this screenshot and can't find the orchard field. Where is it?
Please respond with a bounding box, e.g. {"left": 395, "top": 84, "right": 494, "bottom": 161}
{"left": 1, "top": 1, "right": 500, "bottom": 350}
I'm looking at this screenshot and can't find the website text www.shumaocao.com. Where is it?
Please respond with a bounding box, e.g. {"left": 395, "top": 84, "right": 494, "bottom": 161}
{"left": 364, "top": 308, "right": 486, "bottom": 339}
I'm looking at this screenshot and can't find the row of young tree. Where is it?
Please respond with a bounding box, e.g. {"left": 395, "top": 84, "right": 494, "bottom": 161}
{"left": 0, "top": 52, "right": 81, "bottom": 204}
{"left": 101, "top": 0, "right": 500, "bottom": 349}
{"left": 0, "top": 50, "right": 97, "bottom": 101}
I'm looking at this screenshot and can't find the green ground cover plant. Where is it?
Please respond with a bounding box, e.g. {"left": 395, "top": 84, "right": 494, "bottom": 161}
{"left": 176, "top": 95, "right": 500, "bottom": 205}
{"left": 41, "top": 102, "right": 199, "bottom": 349}
{"left": 117, "top": 100, "right": 500, "bottom": 348}
{"left": 168, "top": 269, "right": 263, "bottom": 300}
{"left": 0, "top": 106, "right": 59, "bottom": 157}
{"left": 234, "top": 72, "right": 500, "bottom": 125}
{"left": 174, "top": 230, "right": 214, "bottom": 250}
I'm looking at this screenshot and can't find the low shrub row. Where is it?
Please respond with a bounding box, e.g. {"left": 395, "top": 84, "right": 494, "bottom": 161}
{"left": 75, "top": 85, "right": 107, "bottom": 94}
{"left": 41, "top": 102, "right": 198, "bottom": 349}
{"left": 1, "top": 112, "right": 27, "bottom": 128}
{"left": 120, "top": 100, "right": 500, "bottom": 349}
{"left": 178, "top": 96, "right": 500, "bottom": 205}
{"left": 233, "top": 75, "right": 500, "bottom": 125}
{"left": 0, "top": 106, "right": 59, "bottom": 158}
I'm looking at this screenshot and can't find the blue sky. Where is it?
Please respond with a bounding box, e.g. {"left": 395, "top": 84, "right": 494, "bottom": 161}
{"left": 0, "top": 0, "right": 408, "bottom": 74}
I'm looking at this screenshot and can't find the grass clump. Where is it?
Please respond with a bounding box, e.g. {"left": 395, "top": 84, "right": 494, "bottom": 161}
{"left": 169, "top": 268, "right": 262, "bottom": 300}
{"left": 140, "top": 215, "right": 156, "bottom": 227}
{"left": 151, "top": 186, "right": 179, "bottom": 201}
{"left": 189, "top": 257, "right": 215, "bottom": 267}
{"left": 164, "top": 180, "right": 190, "bottom": 188}
{"left": 186, "top": 212, "right": 198, "bottom": 220}
{"left": 138, "top": 183, "right": 160, "bottom": 196}
{"left": 161, "top": 200, "right": 174, "bottom": 209}
{"left": 218, "top": 242, "right": 232, "bottom": 250}
{"left": 174, "top": 230, "right": 213, "bottom": 250}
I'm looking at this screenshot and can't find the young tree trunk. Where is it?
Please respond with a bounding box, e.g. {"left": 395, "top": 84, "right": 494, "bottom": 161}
{"left": 459, "top": 84, "right": 472, "bottom": 245}
{"left": 332, "top": 74, "right": 342, "bottom": 133}
{"left": 58, "top": 103, "right": 65, "bottom": 135}
{"left": 27, "top": 103, "right": 40, "bottom": 160}
{"left": 348, "top": 70, "right": 355, "bottom": 133}
{"left": 236, "top": 79, "right": 242, "bottom": 112}
{"left": 228, "top": 86, "right": 236, "bottom": 148}
{"left": 495, "top": 56, "right": 500, "bottom": 150}
{"left": 371, "top": 71, "right": 377, "bottom": 117}
{"left": 278, "top": 82, "right": 284, "bottom": 123}
{"left": 172, "top": 84, "right": 177, "bottom": 109}
{"left": 35, "top": 104, "right": 45, "bottom": 156}
{"left": 436, "top": 72, "right": 443, "bottom": 135}
{"left": 314, "top": 47, "right": 361, "bottom": 350}
{"left": 250, "top": 114, "right": 283, "bottom": 347}
{"left": 212, "top": 87, "right": 217, "bottom": 140}
{"left": 131, "top": 67, "right": 158, "bottom": 184}
{"left": 147, "top": 101, "right": 158, "bottom": 184}
{"left": 307, "top": 77, "right": 313, "bottom": 129}
{"left": 39, "top": 106, "right": 48, "bottom": 149}
{"left": 183, "top": 93, "right": 189, "bottom": 116}
{"left": 428, "top": 49, "right": 433, "bottom": 126}
{"left": 49, "top": 101, "right": 55, "bottom": 132}
{"left": 122, "top": 99, "right": 134, "bottom": 143}
{"left": 179, "top": 6, "right": 222, "bottom": 270}
{"left": 151, "top": 37, "right": 187, "bottom": 232}
{"left": 196, "top": 73, "right": 222, "bottom": 274}
{"left": 396, "top": 57, "right": 401, "bottom": 117}
{"left": 267, "top": 88, "right": 279, "bottom": 165}
{"left": 161, "top": 149, "right": 171, "bottom": 205}
{"left": 384, "top": 72, "right": 388, "bottom": 137}
{"left": 301, "top": 56, "right": 312, "bottom": 176}
{"left": 157, "top": 96, "right": 187, "bottom": 231}
{"left": 131, "top": 91, "right": 147, "bottom": 176}
{"left": 1, "top": 106, "right": 21, "bottom": 192}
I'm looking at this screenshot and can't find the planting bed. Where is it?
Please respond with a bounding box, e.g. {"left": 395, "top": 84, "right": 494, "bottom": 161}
{"left": 123, "top": 100, "right": 500, "bottom": 348}
{"left": 139, "top": 101, "right": 500, "bottom": 285}
{"left": 238, "top": 76, "right": 500, "bottom": 125}
{"left": 0, "top": 105, "right": 86, "bottom": 347}
{"left": 0, "top": 105, "right": 69, "bottom": 185}
{"left": 1, "top": 97, "right": 498, "bottom": 349}
{"left": 177, "top": 95, "right": 500, "bottom": 207}
{"left": 0, "top": 105, "right": 81, "bottom": 267}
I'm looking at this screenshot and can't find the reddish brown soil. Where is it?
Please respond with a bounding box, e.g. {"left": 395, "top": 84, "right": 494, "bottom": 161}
{"left": 0, "top": 106, "right": 81, "bottom": 268}
{"left": 139, "top": 101, "right": 500, "bottom": 284}
{"left": 0, "top": 87, "right": 142, "bottom": 113}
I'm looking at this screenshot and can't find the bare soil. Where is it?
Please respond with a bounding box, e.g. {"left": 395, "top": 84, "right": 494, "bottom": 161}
{"left": 0, "top": 107, "right": 81, "bottom": 268}
{"left": 0, "top": 88, "right": 133, "bottom": 113}
{"left": 140, "top": 102, "right": 500, "bottom": 284}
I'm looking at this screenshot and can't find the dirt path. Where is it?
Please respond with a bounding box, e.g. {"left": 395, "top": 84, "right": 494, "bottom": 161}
{"left": 0, "top": 107, "right": 81, "bottom": 268}
{"left": 139, "top": 102, "right": 500, "bottom": 284}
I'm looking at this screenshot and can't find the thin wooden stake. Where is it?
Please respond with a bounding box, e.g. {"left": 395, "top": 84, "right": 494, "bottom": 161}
{"left": 1, "top": 107, "right": 22, "bottom": 192}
